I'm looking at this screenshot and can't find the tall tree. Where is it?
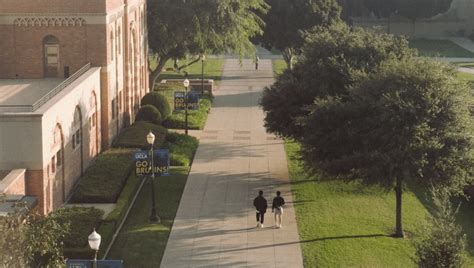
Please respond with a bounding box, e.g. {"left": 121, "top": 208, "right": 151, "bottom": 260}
{"left": 260, "top": 23, "right": 414, "bottom": 140}
{"left": 300, "top": 59, "right": 473, "bottom": 237}
{"left": 257, "top": 0, "right": 341, "bottom": 69}
{"left": 147, "top": 0, "right": 268, "bottom": 90}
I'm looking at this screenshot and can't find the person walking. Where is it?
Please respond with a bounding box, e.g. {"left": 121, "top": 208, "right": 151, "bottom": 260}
{"left": 272, "top": 191, "right": 285, "bottom": 228}
{"left": 255, "top": 55, "right": 259, "bottom": 70}
{"left": 253, "top": 190, "right": 267, "bottom": 228}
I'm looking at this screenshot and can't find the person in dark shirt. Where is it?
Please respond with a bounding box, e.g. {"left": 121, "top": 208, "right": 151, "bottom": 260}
{"left": 253, "top": 190, "right": 267, "bottom": 228}
{"left": 272, "top": 191, "right": 285, "bottom": 228}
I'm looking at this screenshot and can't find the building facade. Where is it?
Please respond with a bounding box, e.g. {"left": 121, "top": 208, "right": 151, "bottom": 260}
{"left": 0, "top": 0, "right": 149, "bottom": 214}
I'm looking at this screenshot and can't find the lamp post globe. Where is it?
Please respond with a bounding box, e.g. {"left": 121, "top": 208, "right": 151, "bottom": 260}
{"left": 183, "top": 78, "right": 190, "bottom": 88}
{"left": 88, "top": 229, "right": 101, "bottom": 268}
{"left": 146, "top": 130, "right": 155, "bottom": 145}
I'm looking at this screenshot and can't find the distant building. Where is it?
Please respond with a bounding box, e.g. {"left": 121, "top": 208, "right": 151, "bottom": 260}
{"left": 0, "top": 0, "right": 149, "bottom": 215}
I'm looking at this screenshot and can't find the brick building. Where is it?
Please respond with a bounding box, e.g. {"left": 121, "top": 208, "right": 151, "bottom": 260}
{"left": 0, "top": 0, "right": 149, "bottom": 214}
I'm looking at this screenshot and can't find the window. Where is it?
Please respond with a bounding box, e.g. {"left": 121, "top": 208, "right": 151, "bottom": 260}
{"left": 72, "top": 130, "right": 80, "bottom": 149}
{"left": 43, "top": 35, "right": 59, "bottom": 77}
{"left": 92, "top": 112, "right": 96, "bottom": 127}
{"left": 51, "top": 156, "right": 56, "bottom": 173}
{"left": 110, "top": 31, "right": 114, "bottom": 61}
{"left": 117, "top": 27, "right": 121, "bottom": 54}
{"left": 56, "top": 150, "right": 62, "bottom": 168}
{"left": 112, "top": 99, "right": 116, "bottom": 119}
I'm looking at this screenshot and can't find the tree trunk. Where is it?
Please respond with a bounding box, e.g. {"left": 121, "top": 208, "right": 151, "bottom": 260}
{"left": 149, "top": 57, "right": 168, "bottom": 91}
{"left": 394, "top": 176, "right": 404, "bottom": 238}
{"left": 177, "top": 57, "right": 201, "bottom": 71}
{"left": 282, "top": 48, "right": 294, "bottom": 70}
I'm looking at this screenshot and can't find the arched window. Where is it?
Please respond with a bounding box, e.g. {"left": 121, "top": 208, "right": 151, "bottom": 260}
{"left": 43, "top": 35, "right": 59, "bottom": 77}
{"left": 110, "top": 30, "right": 114, "bottom": 61}
{"left": 72, "top": 107, "right": 82, "bottom": 150}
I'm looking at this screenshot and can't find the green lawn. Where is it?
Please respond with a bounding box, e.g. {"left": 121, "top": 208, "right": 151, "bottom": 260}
{"left": 455, "top": 62, "right": 474, "bottom": 69}
{"left": 409, "top": 39, "right": 474, "bottom": 58}
{"left": 272, "top": 59, "right": 287, "bottom": 76}
{"left": 284, "top": 140, "right": 474, "bottom": 267}
{"left": 107, "top": 167, "right": 189, "bottom": 267}
{"left": 150, "top": 57, "right": 225, "bottom": 81}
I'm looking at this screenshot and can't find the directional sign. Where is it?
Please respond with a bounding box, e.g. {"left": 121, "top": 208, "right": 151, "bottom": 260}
{"left": 134, "top": 149, "right": 170, "bottom": 176}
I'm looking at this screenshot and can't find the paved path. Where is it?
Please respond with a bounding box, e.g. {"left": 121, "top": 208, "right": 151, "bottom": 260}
{"left": 160, "top": 59, "right": 304, "bottom": 267}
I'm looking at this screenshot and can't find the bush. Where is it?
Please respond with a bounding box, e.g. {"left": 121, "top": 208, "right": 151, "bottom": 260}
{"left": 114, "top": 121, "right": 168, "bottom": 149}
{"left": 69, "top": 149, "right": 133, "bottom": 203}
{"left": 414, "top": 188, "right": 467, "bottom": 268}
{"left": 163, "top": 96, "right": 212, "bottom": 130}
{"left": 52, "top": 207, "right": 104, "bottom": 248}
{"left": 164, "top": 133, "right": 199, "bottom": 166}
{"left": 135, "top": 105, "right": 163, "bottom": 124}
{"left": 141, "top": 92, "right": 172, "bottom": 119}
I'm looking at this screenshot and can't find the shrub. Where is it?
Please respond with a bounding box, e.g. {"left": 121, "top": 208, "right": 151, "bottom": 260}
{"left": 414, "top": 188, "right": 467, "bottom": 268}
{"left": 135, "top": 105, "right": 163, "bottom": 124}
{"left": 114, "top": 121, "right": 168, "bottom": 149}
{"left": 164, "top": 133, "right": 199, "bottom": 166}
{"left": 69, "top": 149, "right": 133, "bottom": 203}
{"left": 141, "top": 92, "right": 172, "bottom": 119}
{"left": 52, "top": 207, "right": 104, "bottom": 248}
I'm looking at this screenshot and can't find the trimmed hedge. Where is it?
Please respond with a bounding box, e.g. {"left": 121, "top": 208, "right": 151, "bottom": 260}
{"left": 52, "top": 207, "right": 104, "bottom": 248}
{"left": 113, "top": 121, "right": 168, "bottom": 149}
{"left": 136, "top": 105, "right": 163, "bottom": 124}
{"left": 164, "top": 133, "right": 199, "bottom": 166}
{"left": 163, "top": 96, "right": 212, "bottom": 130}
{"left": 141, "top": 92, "right": 171, "bottom": 119}
{"left": 69, "top": 149, "right": 133, "bottom": 203}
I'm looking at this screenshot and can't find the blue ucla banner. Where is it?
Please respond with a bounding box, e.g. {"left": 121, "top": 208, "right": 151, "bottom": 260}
{"left": 134, "top": 149, "right": 170, "bottom": 176}
{"left": 174, "top": 91, "right": 200, "bottom": 111}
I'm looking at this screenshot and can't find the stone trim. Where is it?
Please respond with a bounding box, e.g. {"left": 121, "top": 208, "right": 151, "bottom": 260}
{"left": 13, "top": 17, "right": 86, "bottom": 27}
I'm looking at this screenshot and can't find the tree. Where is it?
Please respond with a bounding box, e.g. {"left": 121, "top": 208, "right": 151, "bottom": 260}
{"left": 299, "top": 58, "right": 473, "bottom": 237}
{"left": 147, "top": 0, "right": 268, "bottom": 90}
{"left": 0, "top": 198, "right": 68, "bottom": 267}
{"left": 260, "top": 23, "right": 414, "bottom": 140}
{"left": 415, "top": 187, "right": 466, "bottom": 268}
{"left": 257, "top": 0, "right": 342, "bottom": 69}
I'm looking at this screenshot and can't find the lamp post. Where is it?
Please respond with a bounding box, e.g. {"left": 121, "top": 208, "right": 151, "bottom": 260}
{"left": 200, "top": 54, "right": 206, "bottom": 95}
{"left": 147, "top": 131, "right": 160, "bottom": 223}
{"left": 183, "top": 79, "right": 190, "bottom": 135}
{"left": 88, "top": 229, "right": 101, "bottom": 268}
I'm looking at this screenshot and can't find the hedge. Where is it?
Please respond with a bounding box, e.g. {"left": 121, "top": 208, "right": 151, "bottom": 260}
{"left": 135, "top": 105, "right": 163, "bottom": 124}
{"left": 113, "top": 121, "right": 168, "bottom": 149}
{"left": 164, "top": 133, "right": 199, "bottom": 166}
{"left": 69, "top": 149, "right": 134, "bottom": 203}
{"left": 163, "top": 96, "right": 212, "bottom": 130}
{"left": 141, "top": 92, "right": 171, "bottom": 119}
{"left": 52, "top": 207, "right": 104, "bottom": 248}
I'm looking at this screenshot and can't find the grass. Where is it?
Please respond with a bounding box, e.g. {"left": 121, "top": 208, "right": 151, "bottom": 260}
{"left": 272, "top": 59, "right": 287, "bottom": 76}
{"left": 107, "top": 167, "right": 189, "bottom": 267}
{"left": 454, "top": 62, "right": 474, "bottom": 69}
{"left": 113, "top": 121, "right": 168, "bottom": 149}
{"left": 284, "top": 140, "right": 474, "bottom": 267}
{"left": 150, "top": 57, "right": 225, "bottom": 82}
{"left": 69, "top": 149, "right": 134, "bottom": 203}
{"left": 409, "top": 39, "right": 474, "bottom": 58}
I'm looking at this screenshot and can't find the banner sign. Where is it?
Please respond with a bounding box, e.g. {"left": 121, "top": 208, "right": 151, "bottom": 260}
{"left": 174, "top": 91, "right": 186, "bottom": 111}
{"left": 134, "top": 149, "right": 170, "bottom": 176}
{"left": 66, "top": 260, "right": 123, "bottom": 268}
{"left": 174, "top": 91, "right": 200, "bottom": 111}
{"left": 187, "top": 91, "right": 200, "bottom": 110}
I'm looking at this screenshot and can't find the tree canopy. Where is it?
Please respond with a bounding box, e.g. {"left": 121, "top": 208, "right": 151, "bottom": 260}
{"left": 147, "top": 0, "right": 268, "bottom": 90}
{"left": 260, "top": 23, "right": 414, "bottom": 140}
{"left": 300, "top": 58, "right": 473, "bottom": 236}
{"left": 257, "top": 0, "right": 342, "bottom": 69}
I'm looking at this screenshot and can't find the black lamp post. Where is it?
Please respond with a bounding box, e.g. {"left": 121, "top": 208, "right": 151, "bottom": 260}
{"left": 200, "top": 54, "right": 206, "bottom": 95}
{"left": 146, "top": 131, "right": 160, "bottom": 223}
{"left": 183, "top": 79, "right": 190, "bottom": 135}
{"left": 88, "top": 229, "right": 101, "bottom": 268}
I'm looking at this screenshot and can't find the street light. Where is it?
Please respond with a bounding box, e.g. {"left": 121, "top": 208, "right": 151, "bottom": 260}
{"left": 88, "top": 229, "right": 101, "bottom": 268}
{"left": 146, "top": 131, "right": 160, "bottom": 223}
{"left": 183, "top": 79, "right": 190, "bottom": 136}
{"left": 200, "top": 54, "right": 206, "bottom": 95}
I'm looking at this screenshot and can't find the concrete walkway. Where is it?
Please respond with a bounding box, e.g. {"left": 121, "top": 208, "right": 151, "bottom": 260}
{"left": 160, "top": 59, "right": 304, "bottom": 267}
